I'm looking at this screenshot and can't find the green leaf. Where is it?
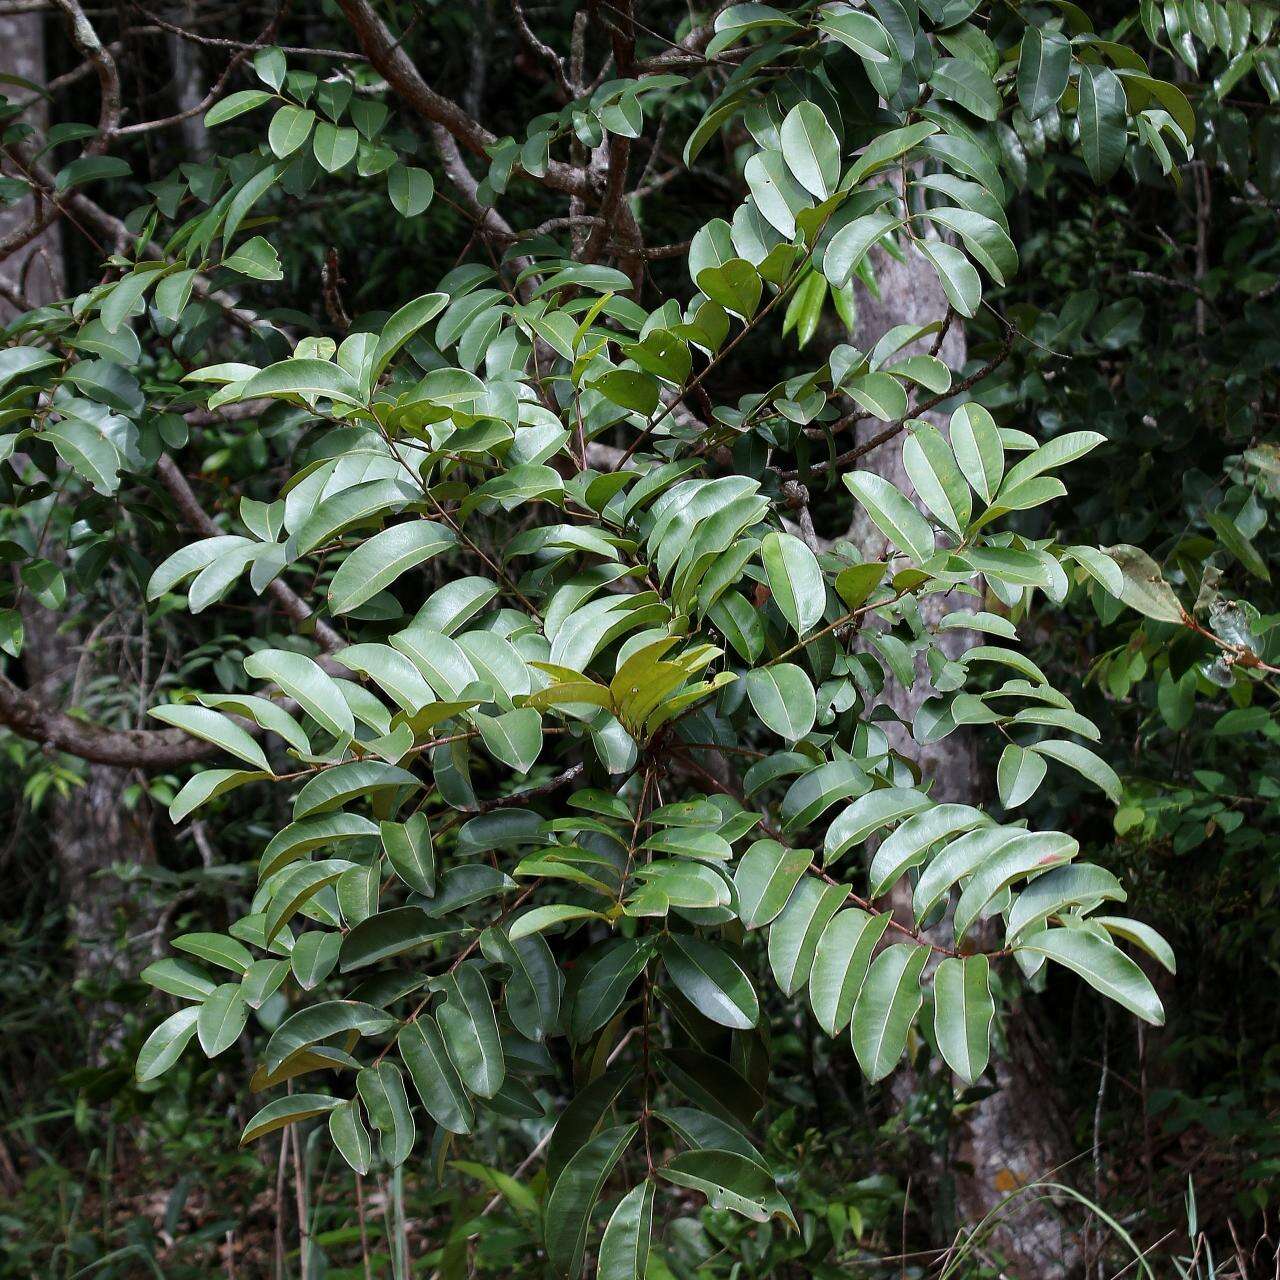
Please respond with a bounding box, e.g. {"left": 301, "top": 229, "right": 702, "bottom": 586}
{"left": 781, "top": 760, "right": 870, "bottom": 832}
{"left": 388, "top": 165, "right": 435, "bottom": 217}
{"left": 357, "top": 1061, "right": 416, "bottom": 1166}
{"left": 173, "top": 932, "right": 253, "bottom": 975}
{"left": 141, "top": 957, "right": 215, "bottom": 1000}
{"left": 0, "top": 346, "right": 60, "bottom": 391}
{"left": 544, "top": 1123, "right": 638, "bottom": 1278}
{"left": 222, "top": 161, "right": 283, "bottom": 246}
{"left": 223, "top": 235, "right": 283, "bottom": 281}
{"left": 997, "top": 742, "right": 1048, "bottom": 808}
{"left": 916, "top": 824, "right": 1024, "bottom": 926}
{"left": 808, "top": 908, "right": 891, "bottom": 1036}
{"left": 1078, "top": 64, "right": 1128, "bottom": 182}
{"left": 400, "top": 1017, "right": 474, "bottom": 1134}
{"left": 43, "top": 420, "right": 122, "bottom": 495}
{"left": 825, "top": 787, "right": 930, "bottom": 865}
{"left": 293, "top": 477, "right": 413, "bottom": 556}
{"left": 259, "top": 814, "right": 378, "bottom": 879}
{"left": 851, "top": 943, "right": 928, "bottom": 1081}
{"left": 823, "top": 211, "right": 901, "bottom": 288}
{"left": 843, "top": 471, "right": 936, "bottom": 565}
{"left": 477, "top": 708, "right": 543, "bottom": 773}
{"left": 339, "top": 907, "right": 450, "bottom": 970}
{"left": 916, "top": 239, "right": 982, "bottom": 318}
{"left": 1007, "top": 864, "right": 1127, "bottom": 941}
{"left": 136, "top": 1007, "right": 200, "bottom": 1082}
{"left": 932, "top": 954, "right": 994, "bottom": 1083}
{"left": 149, "top": 704, "right": 271, "bottom": 772}
{"left": 660, "top": 935, "right": 758, "bottom": 1029}
{"left": 253, "top": 45, "right": 286, "bottom": 89}
{"left": 570, "top": 939, "right": 653, "bottom": 1040}
{"left": 869, "top": 803, "right": 986, "bottom": 898}
{"left": 328, "top": 1099, "right": 372, "bottom": 1175}
{"left": 313, "top": 121, "right": 358, "bottom": 172}
{"left": 197, "top": 983, "right": 247, "bottom": 1057}
{"left": 243, "top": 649, "right": 355, "bottom": 743}
{"left": 930, "top": 58, "right": 1001, "bottom": 120}
{"left": 593, "top": 368, "right": 660, "bottom": 416}
{"left": 292, "top": 759, "right": 416, "bottom": 819}
{"left": 734, "top": 839, "right": 811, "bottom": 928}
{"left": 1021, "top": 928, "right": 1164, "bottom": 1024}
{"left": 744, "top": 148, "right": 812, "bottom": 239}
{"left": 268, "top": 104, "right": 315, "bottom": 157}
{"left": 952, "top": 831, "right": 1077, "bottom": 939}
{"left": 950, "top": 403, "right": 1004, "bottom": 503}
{"left": 598, "top": 1180, "right": 654, "bottom": 1280}
{"left": 372, "top": 292, "right": 448, "bottom": 381}
{"left": 291, "top": 930, "right": 340, "bottom": 989}
{"left": 847, "top": 122, "right": 938, "bottom": 185}
{"left": 242, "top": 357, "right": 366, "bottom": 406}
{"left": 1102, "top": 544, "right": 1184, "bottom": 622}
{"left": 545, "top": 1066, "right": 635, "bottom": 1190}
{"left": 660, "top": 1149, "right": 791, "bottom": 1224}
{"left": 100, "top": 268, "right": 156, "bottom": 334}
{"left": 1018, "top": 27, "right": 1072, "bottom": 121}
{"left": 265, "top": 859, "right": 356, "bottom": 944}
{"left": 205, "top": 89, "right": 275, "bottom": 128}
{"left": 695, "top": 259, "right": 762, "bottom": 319}
{"left": 922, "top": 207, "right": 1018, "bottom": 286}
{"left": 745, "top": 664, "right": 816, "bottom": 742}
{"left": 381, "top": 813, "right": 435, "bottom": 895}
{"left": 768, "top": 876, "right": 848, "bottom": 996}
{"left": 846, "top": 372, "right": 908, "bottom": 422}
{"left": 438, "top": 964, "right": 505, "bottom": 1098}
{"left": 241, "top": 1094, "right": 343, "bottom": 1145}
{"left": 242, "top": 958, "right": 290, "bottom": 1009}
{"left": 1031, "top": 739, "right": 1122, "bottom": 803}
{"left": 903, "top": 421, "right": 972, "bottom": 536}
{"left": 53, "top": 155, "right": 130, "bottom": 191}
{"left": 820, "top": 8, "right": 893, "bottom": 64}
{"left": 391, "top": 625, "right": 479, "bottom": 700}
{"left": 264, "top": 1000, "right": 396, "bottom": 1072}
{"left": 760, "top": 530, "right": 825, "bottom": 636}
{"left": 1206, "top": 510, "right": 1271, "bottom": 582}
{"left": 509, "top": 903, "right": 605, "bottom": 941}
{"left": 779, "top": 101, "right": 841, "bottom": 199}
{"left": 328, "top": 520, "right": 456, "bottom": 614}
{"left": 1093, "top": 916, "right": 1176, "bottom": 974}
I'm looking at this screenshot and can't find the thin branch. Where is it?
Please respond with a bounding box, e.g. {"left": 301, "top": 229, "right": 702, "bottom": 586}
{"left": 509, "top": 0, "right": 572, "bottom": 98}
{"left": 337, "top": 0, "right": 590, "bottom": 198}
{"left": 775, "top": 318, "right": 1016, "bottom": 482}
{"left": 131, "top": 4, "right": 367, "bottom": 60}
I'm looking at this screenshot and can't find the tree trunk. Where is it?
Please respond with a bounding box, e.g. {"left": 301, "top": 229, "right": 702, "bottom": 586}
{"left": 852, "top": 243, "right": 1081, "bottom": 1278}
{"left": 2, "top": 13, "right": 150, "bottom": 1011}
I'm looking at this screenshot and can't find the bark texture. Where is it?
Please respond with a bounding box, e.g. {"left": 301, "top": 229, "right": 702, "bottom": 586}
{"left": 853, "top": 244, "right": 1081, "bottom": 1278}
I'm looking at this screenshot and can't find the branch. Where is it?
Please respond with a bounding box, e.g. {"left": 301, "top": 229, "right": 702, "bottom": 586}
{"left": 131, "top": 4, "right": 367, "bottom": 61}
{"left": 510, "top": 0, "right": 573, "bottom": 98}
{"left": 0, "top": 670, "right": 215, "bottom": 766}
{"left": 336, "top": 0, "right": 591, "bottom": 199}
{"left": 51, "top": 0, "right": 121, "bottom": 147}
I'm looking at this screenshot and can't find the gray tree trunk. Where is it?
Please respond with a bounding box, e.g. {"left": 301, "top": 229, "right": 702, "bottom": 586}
{"left": 852, "top": 243, "right": 1081, "bottom": 1278}
{"left": 2, "top": 13, "right": 149, "bottom": 1008}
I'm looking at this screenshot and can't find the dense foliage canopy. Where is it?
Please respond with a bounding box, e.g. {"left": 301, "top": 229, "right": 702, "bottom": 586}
{"left": 1, "top": 1, "right": 1277, "bottom": 1276}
